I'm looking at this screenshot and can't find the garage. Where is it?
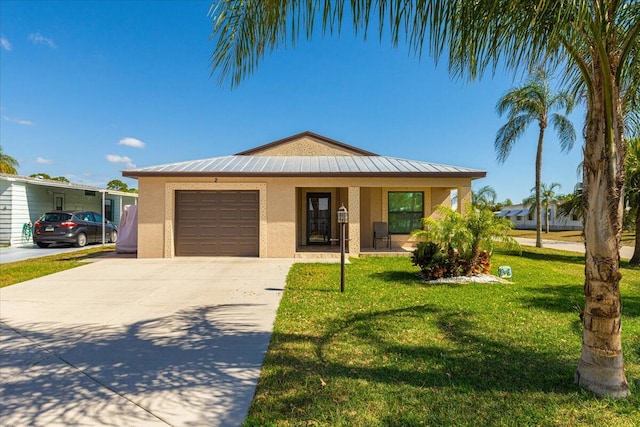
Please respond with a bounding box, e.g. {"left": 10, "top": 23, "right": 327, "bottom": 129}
{"left": 175, "top": 190, "right": 259, "bottom": 256}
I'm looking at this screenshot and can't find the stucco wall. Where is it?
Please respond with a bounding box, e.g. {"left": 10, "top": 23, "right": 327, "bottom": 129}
{"left": 137, "top": 178, "right": 167, "bottom": 258}
{"left": 135, "top": 176, "right": 473, "bottom": 258}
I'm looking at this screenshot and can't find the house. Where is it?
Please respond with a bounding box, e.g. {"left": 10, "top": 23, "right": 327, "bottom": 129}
{"left": 0, "top": 174, "right": 138, "bottom": 246}
{"left": 122, "top": 131, "right": 486, "bottom": 258}
{"left": 496, "top": 203, "right": 583, "bottom": 231}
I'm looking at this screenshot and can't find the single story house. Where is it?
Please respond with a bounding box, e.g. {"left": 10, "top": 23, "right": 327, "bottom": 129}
{"left": 123, "top": 131, "right": 486, "bottom": 258}
{"left": 496, "top": 203, "right": 583, "bottom": 231}
{"left": 0, "top": 174, "right": 138, "bottom": 246}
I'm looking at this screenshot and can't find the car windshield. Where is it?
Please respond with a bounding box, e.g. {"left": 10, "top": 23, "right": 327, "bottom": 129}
{"left": 43, "top": 213, "right": 72, "bottom": 222}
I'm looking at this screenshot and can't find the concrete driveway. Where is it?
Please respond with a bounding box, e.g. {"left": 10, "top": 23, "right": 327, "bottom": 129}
{"left": 0, "top": 257, "right": 294, "bottom": 426}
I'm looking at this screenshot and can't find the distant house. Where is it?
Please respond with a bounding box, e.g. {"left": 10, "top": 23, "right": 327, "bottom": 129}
{"left": 123, "top": 131, "right": 487, "bottom": 258}
{"left": 0, "top": 174, "right": 138, "bottom": 246}
{"left": 496, "top": 203, "right": 582, "bottom": 231}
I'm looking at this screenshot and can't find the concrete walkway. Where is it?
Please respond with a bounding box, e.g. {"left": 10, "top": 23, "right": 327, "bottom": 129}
{"left": 514, "top": 237, "right": 634, "bottom": 260}
{"left": 0, "top": 257, "right": 294, "bottom": 426}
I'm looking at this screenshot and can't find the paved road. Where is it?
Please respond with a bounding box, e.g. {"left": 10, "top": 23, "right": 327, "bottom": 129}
{"left": 0, "top": 243, "right": 111, "bottom": 264}
{"left": 514, "top": 237, "right": 634, "bottom": 260}
{"left": 1, "top": 257, "right": 294, "bottom": 426}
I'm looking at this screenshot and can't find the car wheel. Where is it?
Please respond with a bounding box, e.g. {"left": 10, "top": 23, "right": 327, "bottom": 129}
{"left": 36, "top": 242, "right": 50, "bottom": 248}
{"left": 75, "top": 233, "right": 87, "bottom": 247}
{"left": 110, "top": 230, "right": 118, "bottom": 243}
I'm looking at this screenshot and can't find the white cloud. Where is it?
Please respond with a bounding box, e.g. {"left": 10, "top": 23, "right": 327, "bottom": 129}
{"left": 36, "top": 157, "right": 53, "bottom": 165}
{"left": 106, "top": 154, "right": 136, "bottom": 169}
{"left": 3, "top": 115, "right": 33, "bottom": 125}
{"left": 28, "top": 32, "right": 57, "bottom": 48}
{"left": 0, "top": 36, "right": 11, "bottom": 51}
{"left": 118, "top": 137, "right": 146, "bottom": 149}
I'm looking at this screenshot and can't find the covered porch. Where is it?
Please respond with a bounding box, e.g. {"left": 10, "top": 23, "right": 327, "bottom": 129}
{"left": 294, "top": 184, "right": 471, "bottom": 259}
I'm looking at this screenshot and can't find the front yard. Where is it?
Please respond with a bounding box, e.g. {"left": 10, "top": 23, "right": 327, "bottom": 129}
{"left": 246, "top": 248, "right": 639, "bottom": 426}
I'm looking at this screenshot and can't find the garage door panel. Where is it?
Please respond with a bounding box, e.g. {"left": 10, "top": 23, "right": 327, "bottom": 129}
{"left": 175, "top": 190, "right": 259, "bottom": 257}
{"left": 240, "top": 226, "right": 258, "bottom": 236}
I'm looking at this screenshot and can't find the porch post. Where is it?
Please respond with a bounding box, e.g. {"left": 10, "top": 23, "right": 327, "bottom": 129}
{"left": 457, "top": 186, "right": 472, "bottom": 214}
{"left": 348, "top": 186, "right": 360, "bottom": 257}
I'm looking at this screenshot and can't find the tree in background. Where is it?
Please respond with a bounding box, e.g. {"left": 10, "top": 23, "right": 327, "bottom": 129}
{"left": 523, "top": 182, "right": 562, "bottom": 233}
{"left": 107, "top": 179, "right": 137, "bottom": 193}
{"left": 0, "top": 145, "right": 19, "bottom": 174}
{"left": 558, "top": 182, "right": 584, "bottom": 222}
{"left": 472, "top": 185, "right": 498, "bottom": 210}
{"left": 626, "top": 137, "right": 640, "bottom": 265}
{"left": 29, "top": 173, "right": 70, "bottom": 183}
{"left": 210, "top": 0, "right": 639, "bottom": 399}
{"left": 495, "top": 70, "right": 575, "bottom": 247}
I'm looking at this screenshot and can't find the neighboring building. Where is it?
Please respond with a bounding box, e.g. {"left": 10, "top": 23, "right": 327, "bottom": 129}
{"left": 123, "top": 131, "right": 486, "bottom": 258}
{"left": 496, "top": 203, "right": 583, "bottom": 231}
{"left": 0, "top": 174, "right": 138, "bottom": 246}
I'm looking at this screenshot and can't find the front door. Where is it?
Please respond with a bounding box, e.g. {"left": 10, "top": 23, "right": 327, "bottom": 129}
{"left": 307, "top": 193, "right": 331, "bottom": 245}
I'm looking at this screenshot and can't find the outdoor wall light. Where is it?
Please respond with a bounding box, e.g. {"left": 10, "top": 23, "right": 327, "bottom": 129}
{"left": 337, "top": 204, "right": 348, "bottom": 224}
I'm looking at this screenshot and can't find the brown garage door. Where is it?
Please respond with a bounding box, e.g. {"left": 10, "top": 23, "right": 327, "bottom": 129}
{"left": 175, "top": 190, "right": 259, "bottom": 256}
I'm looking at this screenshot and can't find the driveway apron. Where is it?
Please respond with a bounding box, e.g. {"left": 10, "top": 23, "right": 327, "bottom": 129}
{"left": 0, "top": 257, "right": 294, "bottom": 426}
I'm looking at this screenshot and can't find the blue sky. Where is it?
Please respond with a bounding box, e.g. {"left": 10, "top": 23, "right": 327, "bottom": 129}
{"left": 1, "top": 0, "right": 585, "bottom": 203}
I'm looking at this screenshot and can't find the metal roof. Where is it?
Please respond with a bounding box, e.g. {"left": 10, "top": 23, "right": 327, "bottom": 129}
{"left": 123, "top": 155, "right": 486, "bottom": 178}
{"left": 497, "top": 208, "right": 531, "bottom": 217}
{"left": 0, "top": 173, "right": 139, "bottom": 198}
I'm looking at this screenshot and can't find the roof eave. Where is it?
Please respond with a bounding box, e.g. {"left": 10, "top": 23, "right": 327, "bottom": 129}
{"left": 122, "top": 171, "right": 487, "bottom": 179}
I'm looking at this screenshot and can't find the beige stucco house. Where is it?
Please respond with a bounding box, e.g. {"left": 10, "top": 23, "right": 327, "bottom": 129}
{"left": 123, "top": 131, "right": 486, "bottom": 258}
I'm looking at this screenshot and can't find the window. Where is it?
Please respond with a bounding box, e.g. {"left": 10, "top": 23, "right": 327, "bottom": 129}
{"left": 388, "top": 191, "right": 424, "bottom": 234}
{"left": 104, "top": 199, "right": 113, "bottom": 221}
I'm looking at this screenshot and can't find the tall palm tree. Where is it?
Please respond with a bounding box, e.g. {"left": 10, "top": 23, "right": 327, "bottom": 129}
{"left": 523, "top": 182, "right": 562, "bottom": 233}
{"left": 495, "top": 70, "right": 575, "bottom": 247}
{"left": 0, "top": 145, "right": 19, "bottom": 174}
{"left": 210, "top": 0, "right": 639, "bottom": 399}
{"left": 625, "top": 137, "right": 640, "bottom": 265}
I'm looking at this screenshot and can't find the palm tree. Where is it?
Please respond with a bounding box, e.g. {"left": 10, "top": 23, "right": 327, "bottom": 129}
{"left": 523, "top": 182, "right": 562, "bottom": 233}
{"left": 413, "top": 204, "right": 520, "bottom": 274}
{"left": 210, "top": 0, "right": 639, "bottom": 399}
{"left": 472, "top": 185, "right": 497, "bottom": 210}
{"left": 495, "top": 70, "right": 575, "bottom": 248}
{"left": 625, "top": 137, "right": 640, "bottom": 265}
{"left": 0, "top": 145, "right": 19, "bottom": 174}
{"left": 558, "top": 182, "right": 584, "bottom": 222}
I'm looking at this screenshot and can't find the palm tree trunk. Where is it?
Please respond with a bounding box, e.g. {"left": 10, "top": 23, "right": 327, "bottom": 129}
{"left": 631, "top": 210, "right": 640, "bottom": 265}
{"left": 575, "top": 71, "right": 629, "bottom": 398}
{"left": 535, "top": 127, "right": 544, "bottom": 248}
{"left": 545, "top": 202, "right": 549, "bottom": 233}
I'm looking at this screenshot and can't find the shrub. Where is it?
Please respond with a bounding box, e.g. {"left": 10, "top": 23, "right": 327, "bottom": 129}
{"left": 411, "top": 205, "right": 520, "bottom": 279}
{"left": 411, "top": 242, "right": 446, "bottom": 279}
{"left": 411, "top": 242, "right": 465, "bottom": 279}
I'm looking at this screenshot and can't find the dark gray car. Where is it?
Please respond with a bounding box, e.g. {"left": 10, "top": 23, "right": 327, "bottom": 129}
{"left": 33, "top": 211, "right": 117, "bottom": 248}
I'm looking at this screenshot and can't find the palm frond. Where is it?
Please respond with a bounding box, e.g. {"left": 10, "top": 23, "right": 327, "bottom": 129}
{"left": 494, "top": 114, "right": 532, "bottom": 163}
{"left": 551, "top": 113, "right": 577, "bottom": 153}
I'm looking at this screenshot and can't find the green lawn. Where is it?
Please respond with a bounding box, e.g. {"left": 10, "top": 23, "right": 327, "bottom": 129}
{"left": 246, "top": 248, "right": 640, "bottom": 426}
{"left": 0, "top": 246, "right": 114, "bottom": 288}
